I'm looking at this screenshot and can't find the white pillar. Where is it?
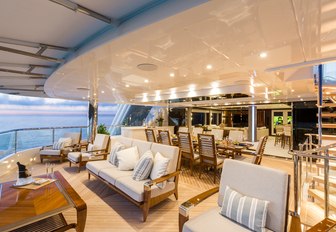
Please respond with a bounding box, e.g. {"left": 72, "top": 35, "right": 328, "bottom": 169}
{"left": 248, "top": 105, "right": 257, "bottom": 142}
{"left": 88, "top": 99, "right": 98, "bottom": 143}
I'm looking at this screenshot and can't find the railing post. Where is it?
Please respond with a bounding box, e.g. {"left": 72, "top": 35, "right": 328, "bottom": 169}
{"left": 14, "top": 130, "right": 17, "bottom": 154}
{"left": 324, "top": 149, "right": 330, "bottom": 218}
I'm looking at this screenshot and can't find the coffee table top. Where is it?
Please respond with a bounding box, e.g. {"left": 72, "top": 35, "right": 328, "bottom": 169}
{"left": 0, "top": 171, "right": 75, "bottom": 231}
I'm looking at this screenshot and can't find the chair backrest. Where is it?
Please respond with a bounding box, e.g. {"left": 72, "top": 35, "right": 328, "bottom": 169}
{"left": 211, "top": 129, "right": 224, "bottom": 141}
{"left": 198, "top": 134, "right": 218, "bottom": 166}
{"left": 177, "top": 132, "right": 194, "bottom": 160}
{"left": 64, "top": 132, "right": 81, "bottom": 145}
{"left": 228, "top": 130, "right": 243, "bottom": 142}
{"left": 158, "top": 130, "right": 171, "bottom": 146}
{"left": 178, "top": 127, "right": 189, "bottom": 133}
{"left": 218, "top": 159, "right": 289, "bottom": 232}
{"left": 283, "top": 126, "right": 291, "bottom": 136}
{"left": 145, "top": 128, "right": 156, "bottom": 143}
{"left": 93, "top": 134, "right": 110, "bottom": 151}
{"left": 275, "top": 125, "right": 284, "bottom": 133}
{"left": 253, "top": 136, "right": 268, "bottom": 165}
{"left": 192, "top": 127, "right": 203, "bottom": 138}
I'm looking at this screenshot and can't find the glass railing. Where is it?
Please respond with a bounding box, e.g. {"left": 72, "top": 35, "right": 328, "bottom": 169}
{"left": 0, "top": 126, "right": 88, "bottom": 160}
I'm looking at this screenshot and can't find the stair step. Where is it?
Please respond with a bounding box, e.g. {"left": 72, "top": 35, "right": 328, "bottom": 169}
{"left": 308, "top": 189, "right": 336, "bottom": 211}
{"left": 321, "top": 103, "right": 336, "bottom": 108}
{"left": 318, "top": 123, "right": 336, "bottom": 129}
{"left": 316, "top": 162, "right": 336, "bottom": 170}
{"left": 320, "top": 113, "right": 336, "bottom": 118}
{"left": 313, "top": 176, "right": 336, "bottom": 188}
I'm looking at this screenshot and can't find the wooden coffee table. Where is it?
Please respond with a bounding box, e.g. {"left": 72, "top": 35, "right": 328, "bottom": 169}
{"left": 0, "top": 171, "right": 87, "bottom": 232}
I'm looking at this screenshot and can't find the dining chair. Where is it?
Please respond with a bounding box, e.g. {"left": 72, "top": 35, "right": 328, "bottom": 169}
{"left": 274, "top": 125, "right": 284, "bottom": 146}
{"left": 211, "top": 128, "right": 224, "bottom": 141}
{"left": 158, "top": 130, "right": 172, "bottom": 146}
{"left": 178, "top": 132, "right": 199, "bottom": 175}
{"left": 192, "top": 127, "right": 203, "bottom": 139}
{"left": 228, "top": 130, "right": 243, "bottom": 142}
{"left": 178, "top": 127, "right": 189, "bottom": 133}
{"left": 239, "top": 136, "right": 268, "bottom": 165}
{"left": 145, "top": 128, "right": 156, "bottom": 143}
{"left": 282, "top": 126, "right": 291, "bottom": 149}
{"left": 198, "top": 134, "right": 224, "bottom": 184}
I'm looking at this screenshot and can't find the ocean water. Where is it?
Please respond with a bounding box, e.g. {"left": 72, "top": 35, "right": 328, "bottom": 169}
{"left": 0, "top": 114, "right": 115, "bottom": 159}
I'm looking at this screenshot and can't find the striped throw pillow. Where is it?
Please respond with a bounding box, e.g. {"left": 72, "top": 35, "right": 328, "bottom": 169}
{"left": 132, "top": 151, "right": 154, "bottom": 181}
{"left": 109, "top": 142, "right": 126, "bottom": 166}
{"left": 220, "top": 186, "right": 269, "bottom": 232}
{"left": 52, "top": 141, "right": 64, "bottom": 150}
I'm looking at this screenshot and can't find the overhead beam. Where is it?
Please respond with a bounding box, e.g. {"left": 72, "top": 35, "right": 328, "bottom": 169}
{"left": 0, "top": 68, "right": 48, "bottom": 77}
{"left": 0, "top": 37, "right": 72, "bottom": 51}
{"left": 49, "top": 0, "right": 114, "bottom": 24}
{"left": 0, "top": 62, "right": 55, "bottom": 69}
{"left": 0, "top": 45, "right": 64, "bottom": 63}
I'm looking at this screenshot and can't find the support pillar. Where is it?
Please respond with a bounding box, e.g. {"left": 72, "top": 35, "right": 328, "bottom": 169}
{"left": 248, "top": 105, "right": 257, "bottom": 142}
{"left": 186, "top": 107, "right": 192, "bottom": 131}
{"left": 88, "top": 99, "right": 98, "bottom": 143}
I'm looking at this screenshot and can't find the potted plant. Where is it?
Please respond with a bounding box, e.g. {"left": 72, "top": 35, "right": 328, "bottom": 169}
{"left": 97, "top": 123, "right": 110, "bottom": 135}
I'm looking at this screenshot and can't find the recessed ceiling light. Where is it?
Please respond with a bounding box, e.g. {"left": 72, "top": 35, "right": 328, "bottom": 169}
{"left": 213, "top": 103, "right": 218, "bottom": 106}
{"left": 300, "top": 98, "right": 303, "bottom": 101}
{"left": 125, "top": 84, "right": 130, "bottom": 88}
{"left": 291, "top": 89, "right": 295, "bottom": 92}
{"left": 137, "top": 63, "right": 157, "bottom": 71}
{"left": 206, "top": 64, "right": 213, "bottom": 70}
{"left": 112, "top": 88, "right": 116, "bottom": 91}
{"left": 82, "top": 97, "right": 85, "bottom": 99}
{"left": 326, "top": 91, "right": 331, "bottom": 95}
{"left": 298, "top": 95, "right": 301, "bottom": 98}
{"left": 101, "top": 90, "right": 105, "bottom": 94}
{"left": 259, "top": 52, "right": 267, "bottom": 58}
{"left": 94, "top": 93, "right": 96, "bottom": 96}
{"left": 169, "top": 72, "right": 175, "bottom": 77}
{"left": 87, "top": 95, "right": 90, "bottom": 98}
{"left": 144, "top": 79, "right": 149, "bottom": 83}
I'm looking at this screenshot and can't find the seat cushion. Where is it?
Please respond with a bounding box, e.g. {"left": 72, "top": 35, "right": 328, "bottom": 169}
{"left": 99, "top": 166, "right": 133, "bottom": 185}
{"left": 68, "top": 152, "right": 91, "bottom": 162}
{"left": 183, "top": 207, "right": 273, "bottom": 232}
{"left": 40, "top": 149, "right": 61, "bottom": 156}
{"left": 86, "top": 160, "right": 113, "bottom": 175}
{"left": 115, "top": 176, "right": 175, "bottom": 202}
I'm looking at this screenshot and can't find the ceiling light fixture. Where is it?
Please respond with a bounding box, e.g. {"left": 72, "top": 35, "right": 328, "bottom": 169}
{"left": 125, "top": 84, "right": 130, "bottom": 88}
{"left": 169, "top": 72, "right": 175, "bottom": 77}
{"left": 101, "top": 90, "right": 105, "bottom": 94}
{"left": 137, "top": 63, "right": 158, "bottom": 71}
{"left": 144, "top": 79, "right": 149, "bottom": 83}
{"left": 206, "top": 64, "right": 213, "bottom": 70}
{"left": 259, "top": 52, "right": 267, "bottom": 58}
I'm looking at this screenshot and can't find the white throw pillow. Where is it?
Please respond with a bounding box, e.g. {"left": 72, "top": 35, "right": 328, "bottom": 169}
{"left": 150, "top": 152, "right": 170, "bottom": 189}
{"left": 117, "top": 146, "right": 139, "bottom": 171}
{"left": 52, "top": 141, "right": 64, "bottom": 150}
{"left": 109, "top": 142, "right": 126, "bottom": 166}
{"left": 58, "top": 137, "right": 72, "bottom": 147}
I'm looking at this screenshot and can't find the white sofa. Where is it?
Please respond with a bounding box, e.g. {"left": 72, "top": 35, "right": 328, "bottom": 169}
{"left": 86, "top": 136, "right": 181, "bottom": 222}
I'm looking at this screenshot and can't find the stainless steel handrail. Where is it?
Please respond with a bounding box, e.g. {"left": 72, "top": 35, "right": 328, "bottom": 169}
{"left": 293, "top": 141, "right": 336, "bottom": 220}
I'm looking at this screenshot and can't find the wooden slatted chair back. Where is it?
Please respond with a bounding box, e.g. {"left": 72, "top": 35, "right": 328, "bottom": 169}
{"left": 158, "top": 130, "right": 172, "bottom": 146}
{"left": 145, "top": 128, "right": 156, "bottom": 143}
{"left": 178, "top": 132, "right": 194, "bottom": 160}
{"left": 253, "top": 136, "right": 268, "bottom": 165}
{"left": 198, "top": 134, "right": 217, "bottom": 166}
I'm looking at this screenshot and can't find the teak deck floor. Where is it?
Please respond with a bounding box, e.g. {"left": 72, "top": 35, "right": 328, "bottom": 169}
{"left": 1, "top": 156, "right": 296, "bottom": 231}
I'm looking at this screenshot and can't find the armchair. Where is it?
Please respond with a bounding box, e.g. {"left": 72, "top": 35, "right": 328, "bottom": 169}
{"left": 179, "top": 159, "right": 290, "bottom": 232}
{"left": 68, "top": 134, "right": 110, "bottom": 172}
{"left": 40, "top": 132, "right": 81, "bottom": 163}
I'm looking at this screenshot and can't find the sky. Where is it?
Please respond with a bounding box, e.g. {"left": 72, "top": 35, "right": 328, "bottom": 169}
{"left": 0, "top": 93, "right": 118, "bottom": 116}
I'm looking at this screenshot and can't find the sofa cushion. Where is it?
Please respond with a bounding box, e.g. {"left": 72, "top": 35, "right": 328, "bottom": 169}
{"left": 131, "top": 139, "right": 152, "bottom": 157}
{"left": 219, "top": 186, "right": 269, "bottom": 232}
{"left": 150, "top": 152, "right": 170, "bottom": 188}
{"left": 58, "top": 137, "right": 72, "bottom": 147}
{"left": 109, "top": 141, "right": 126, "bottom": 166}
{"left": 183, "top": 207, "right": 273, "bottom": 232}
{"left": 132, "top": 150, "right": 154, "bottom": 181}
{"left": 86, "top": 160, "right": 112, "bottom": 176}
{"left": 117, "top": 146, "right": 139, "bottom": 171}
{"left": 115, "top": 176, "right": 175, "bottom": 202}
{"left": 52, "top": 141, "right": 64, "bottom": 150}
{"left": 110, "top": 136, "right": 133, "bottom": 148}
{"left": 150, "top": 143, "right": 179, "bottom": 177}
{"left": 68, "top": 152, "right": 92, "bottom": 162}
{"left": 99, "top": 166, "right": 133, "bottom": 185}
{"left": 40, "top": 149, "right": 61, "bottom": 156}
